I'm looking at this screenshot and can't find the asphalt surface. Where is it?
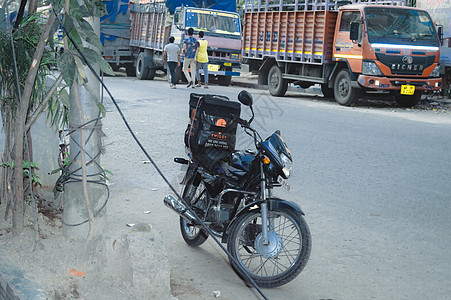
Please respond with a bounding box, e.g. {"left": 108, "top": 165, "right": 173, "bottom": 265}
{"left": 1, "top": 70, "right": 451, "bottom": 299}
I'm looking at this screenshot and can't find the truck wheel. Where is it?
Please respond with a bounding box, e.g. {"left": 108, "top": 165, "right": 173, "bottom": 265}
{"left": 321, "top": 84, "right": 334, "bottom": 98}
{"left": 268, "top": 65, "right": 288, "bottom": 97}
{"left": 136, "top": 53, "right": 149, "bottom": 80}
{"left": 125, "top": 64, "right": 136, "bottom": 77}
{"left": 146, "top": 68, "right": 156, "bottom": 80}
{"left": 218, "top": 75, "right": 232, "bottom": 86}
{"left": 333, "top": 69, "right": 361, "bottom": 106}
{"left": 395, "top": 92, "right": 422, "bottom": 107}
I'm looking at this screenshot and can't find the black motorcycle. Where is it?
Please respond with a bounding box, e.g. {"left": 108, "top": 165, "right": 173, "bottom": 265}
{"left": 164, "top": 90, "right": 311, "bottom": 288}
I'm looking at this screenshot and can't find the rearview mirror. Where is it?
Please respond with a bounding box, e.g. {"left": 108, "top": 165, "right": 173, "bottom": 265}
{"left": 238, "top": 90, "right": 253, "bottom": 106}
{"left": 437, "top": 25, "right": 444, "bottom": 45}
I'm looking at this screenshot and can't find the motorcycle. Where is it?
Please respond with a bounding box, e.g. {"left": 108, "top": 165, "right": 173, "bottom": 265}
{"left": 164, "top": 90, "right": 311, "bottom": 288}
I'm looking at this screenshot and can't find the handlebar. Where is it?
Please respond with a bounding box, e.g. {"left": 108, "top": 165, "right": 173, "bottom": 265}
{"left": 230, "top": 114, "right": 251, "bottom": 128}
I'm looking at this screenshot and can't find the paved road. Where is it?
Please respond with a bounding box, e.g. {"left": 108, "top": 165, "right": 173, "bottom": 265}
{"left": 101, "top": 75, "right": 451, "bottom": 300}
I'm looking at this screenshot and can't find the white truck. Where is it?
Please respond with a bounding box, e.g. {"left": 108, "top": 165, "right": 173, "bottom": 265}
{"left": 417, "top": 0, "right": 451, "bottom": 93}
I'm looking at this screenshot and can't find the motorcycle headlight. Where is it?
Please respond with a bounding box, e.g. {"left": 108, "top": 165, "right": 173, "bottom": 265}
{"left": 362, "top": 61, "right": 383, "bottom": 76}
{"left": 430, "top": 64, "right": 440, "bottom": 78}
{"left": 280, "top": 153, "right": 292, "bottom": 179}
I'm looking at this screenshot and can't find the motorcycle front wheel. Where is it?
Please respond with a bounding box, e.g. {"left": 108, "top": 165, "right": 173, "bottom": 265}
{"left": 179, "top": 175, "right": 209, "bottom": 247}
{"left": 227, "top": 208, "right": 311, "bottom": 288}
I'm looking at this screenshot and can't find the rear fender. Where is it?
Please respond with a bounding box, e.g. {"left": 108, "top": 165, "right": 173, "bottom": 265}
{"left": 222, "top": 198, "right": 305, "bottom": 243}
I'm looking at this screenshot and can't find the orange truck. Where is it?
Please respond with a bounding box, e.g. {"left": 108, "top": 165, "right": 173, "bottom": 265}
{"left": 242, "top": 0, "right": 444, "bottom": 106}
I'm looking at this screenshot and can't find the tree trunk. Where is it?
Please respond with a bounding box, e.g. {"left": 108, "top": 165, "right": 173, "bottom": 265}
{"left": 10, "top": 12, "right": 56, "bottom": 235}
{"left": 28, "top": 0, "right": 38, "bottom": 15}
{"left": 12, "top": 115, "right": 24, "bottom": 236}
{"left": 14, "top": 0, "right": 28, "bottom": 30}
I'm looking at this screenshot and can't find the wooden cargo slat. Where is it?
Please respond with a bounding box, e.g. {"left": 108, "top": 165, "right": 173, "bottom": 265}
{"left": 243, "top": 9, "right": 337, "bottom": 63}
{"left": 243, "top": 0, "right": 406, "bottom": 12}
{"left": 128, "top": 2, "right": 167, "bottom": 51}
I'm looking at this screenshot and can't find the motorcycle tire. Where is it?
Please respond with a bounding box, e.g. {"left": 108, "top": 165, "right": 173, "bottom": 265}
{"left": 179, "top": 175, "right": 209, "bottom": 247}
{"left": 227, "top": 207, "right": 311, "bottom": 288}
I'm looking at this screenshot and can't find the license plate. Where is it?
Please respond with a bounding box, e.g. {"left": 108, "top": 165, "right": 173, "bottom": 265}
{"left": 277, "top": 176, "right": 291, "bottom": 191}
{"left": 401, "top": 85, "right": 415, "bottom": 95}
{"left": 208, "top": 64, "right": 219, "bottom": 72}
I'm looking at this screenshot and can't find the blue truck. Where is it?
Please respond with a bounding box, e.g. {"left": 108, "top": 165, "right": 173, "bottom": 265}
{"left": 101, "top": 0, "right": 241, "bottom": 85}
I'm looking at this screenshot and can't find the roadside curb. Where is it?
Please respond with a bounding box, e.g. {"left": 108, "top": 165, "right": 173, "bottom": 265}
{"left": 231, "top": 80, "right": 262, "bottom": 89}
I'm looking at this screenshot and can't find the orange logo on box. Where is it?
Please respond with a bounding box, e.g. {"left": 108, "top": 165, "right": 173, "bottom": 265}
{"left": 216, "top": 118, "right": 227, "bottom": 127}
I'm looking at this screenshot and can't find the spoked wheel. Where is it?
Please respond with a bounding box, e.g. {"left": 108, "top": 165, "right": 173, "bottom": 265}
{"left": 227, "top": 208, "right": 311, "bottom": 288}
{"left": 179, "top": 175, "right": 209, "bottom": 246}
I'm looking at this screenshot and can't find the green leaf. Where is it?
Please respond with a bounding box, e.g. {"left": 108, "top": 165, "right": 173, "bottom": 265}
{"left": 74, "top": 55, "right": 88, "bottom": 83}
{"left": 49, "top": 17, "right": 60, "bottom": 50}
{"left": 59, "top": 52, "right": 76, "bottom": 87}
{"left": 59, "top": 88, "right": 70, "bottom": 108}
{"left": 69, "top": 0, "right": 89, "bottom": 19}
{"left": 75, "top": 18, "right": 103, "bottom": 51}
{"left": 97, "top": 102, "right": 106, "bottom": 117}
{"left": 83, "top": 48, "right": 115, "bottom": 76}
{"left": 68, "top": 27, "right": 83, "bottom": 50}
{"left": 50, "top": 168, "right": 62, "bottom": 175}
{"left": 84, "top": 0, "right": 107, "bottom": 17}
{"left": 64, "top": 15, "right": 74, "bottom": 34}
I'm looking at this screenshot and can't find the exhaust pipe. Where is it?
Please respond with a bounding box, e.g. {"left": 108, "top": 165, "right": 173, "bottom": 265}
{"left": 164, "top": 194, "right": 200, "bottom": 225}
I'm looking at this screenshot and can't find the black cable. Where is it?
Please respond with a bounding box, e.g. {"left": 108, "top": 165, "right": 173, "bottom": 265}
{"left": 51, "top": 6, "right": 268, "bottom": 300}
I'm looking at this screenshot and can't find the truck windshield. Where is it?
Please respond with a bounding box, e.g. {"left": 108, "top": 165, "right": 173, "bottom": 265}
{"left": 364, "top": 7, "right": 439, "bottom": 46}
{"left": 185, "top": 9, "right": 241, "bottom": 37}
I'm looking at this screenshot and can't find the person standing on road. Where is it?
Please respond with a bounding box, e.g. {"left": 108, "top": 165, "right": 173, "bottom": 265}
{"left": 182, "top": 27, "right": 197, "bottom": 88}
{"left": 195, "top": 31, "right": 209, "bottom": 89}
{"left": 163, "top": 36, "right": 180, "bottom": 89}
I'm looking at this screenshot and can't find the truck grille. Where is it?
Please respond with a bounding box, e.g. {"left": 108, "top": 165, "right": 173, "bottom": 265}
{"left": 375, "top": 53, "right": 435, "bottom": 76}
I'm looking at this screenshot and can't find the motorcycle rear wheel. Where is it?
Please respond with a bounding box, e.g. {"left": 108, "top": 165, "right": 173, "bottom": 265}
{"left": 227, "top": 207, "right": 311, "bottom": 288}
{"left": 179, "top": 177, "right": 209, "bottom": 246}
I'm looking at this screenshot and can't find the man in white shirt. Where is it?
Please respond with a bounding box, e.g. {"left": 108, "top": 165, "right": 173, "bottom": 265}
{"left": 163, "top": 36, "right": 181, "bottom": 89}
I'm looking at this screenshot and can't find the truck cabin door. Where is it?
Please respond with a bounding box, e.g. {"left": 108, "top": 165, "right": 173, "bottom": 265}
{"left": 334, "top": 10, "right": 363, "bottom": 73}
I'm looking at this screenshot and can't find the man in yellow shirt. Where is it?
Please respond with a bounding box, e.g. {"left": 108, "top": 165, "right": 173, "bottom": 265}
{"left": 195, "top": 31, "right": 209, "bottom": 88}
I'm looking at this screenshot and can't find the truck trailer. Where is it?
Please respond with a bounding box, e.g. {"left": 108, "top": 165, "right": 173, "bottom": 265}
{"left": 129, "top": 0, "right": 242, "bottom": 85}
{"left": 416, "top": 0, "right": 451, "bottom": 95}
{"left": 101, "top": 0, "right": 135, "bottom": 76}
{"left": 242, "top": 0, "right": 443, "bottom": 106}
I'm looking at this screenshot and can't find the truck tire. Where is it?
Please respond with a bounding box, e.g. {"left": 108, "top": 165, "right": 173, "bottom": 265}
{"left": 125, "top": 63, "right": 136, "bottom": 77}
{"left": 333, "top": 69, "right": 361, "bottom": 106}
{"left": 147, "top": 68, "right": 156, "bottom": 80}
{"left": 268, "top": 65, "right": 288, "bottom": 97}
{"left": 218, "top": 75, "right": 232, "bottom": 86}
{"left": 136, "top": 53, "right": 150, "bottom": 80}
{"left": 395, "top": 92, "right": 422, "bottom": 107}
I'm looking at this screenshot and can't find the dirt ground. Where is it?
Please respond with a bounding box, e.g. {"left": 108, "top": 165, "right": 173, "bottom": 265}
{"left": 0, "top": 189, "right": 173, "bottom": 300}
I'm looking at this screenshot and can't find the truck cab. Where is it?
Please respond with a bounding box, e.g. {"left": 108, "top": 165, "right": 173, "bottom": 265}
{"left": 332, "top": 4, "right": 442, "bottom": 106}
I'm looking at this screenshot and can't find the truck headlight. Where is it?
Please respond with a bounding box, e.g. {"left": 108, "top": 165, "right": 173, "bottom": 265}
{"left": 430, "top": 64, "right": 440, "bottom": 77}
{"left": 362, "top": 61, "right": 383, "bottom": 76}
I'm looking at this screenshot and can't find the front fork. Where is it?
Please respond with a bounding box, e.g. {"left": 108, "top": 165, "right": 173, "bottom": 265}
{"left": 259, "top": 159, "right": 272, "bottom": 246}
